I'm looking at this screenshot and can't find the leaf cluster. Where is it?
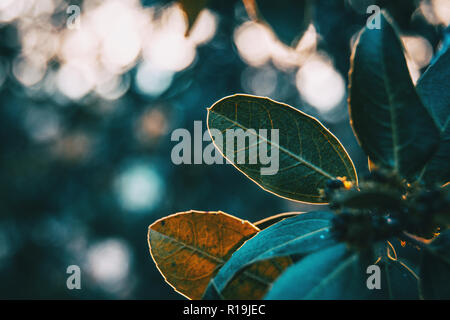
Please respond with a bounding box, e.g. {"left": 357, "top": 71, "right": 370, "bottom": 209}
{"left": 148, "top": 9, "right": 450, "bottom": 299}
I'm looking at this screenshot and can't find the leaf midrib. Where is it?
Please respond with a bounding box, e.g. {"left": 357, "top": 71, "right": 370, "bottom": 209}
{"left": 380, "top": 32, "right": 400, "bottom": 172}
{"left": 209, "top": 110, "right": 335, "bottom": 180}
{"left": 150, "top": 230, "right": 272, "bottom": 287}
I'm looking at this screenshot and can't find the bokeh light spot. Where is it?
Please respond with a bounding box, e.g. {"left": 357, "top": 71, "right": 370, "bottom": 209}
{"left": 115, "top": 163, "right": 164, "bottom": 213}
{"left": 296, "top": 55, "right": 346, "bottom": 113}
{"left": 86, "top": 238, "right": 132, "bottom": 293}
{"left": 135, "top": 61, "right": 174, "bottom": 97}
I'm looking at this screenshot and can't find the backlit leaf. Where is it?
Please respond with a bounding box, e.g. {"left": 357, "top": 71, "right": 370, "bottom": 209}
{"left": 147, "top": 210, "right": 258, "bottom": 299}
{"left": 207, "top": 94, "right": 357, "bottom": 203}
{"left": 204, "top": 211, "right": 336, "bottom": 299}
{"left": 331, "top": 187, "right": 403, "bottom": 211}
{"left": 349, "top": 11, "right": 440, "bottom": 180}
{"left": 416, "top": 47, "right": 450, "bottom": 185}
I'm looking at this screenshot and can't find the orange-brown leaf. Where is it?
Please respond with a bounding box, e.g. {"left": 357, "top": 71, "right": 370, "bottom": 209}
{"left": 147, "top": 210, "right": 258, "bottom": 299}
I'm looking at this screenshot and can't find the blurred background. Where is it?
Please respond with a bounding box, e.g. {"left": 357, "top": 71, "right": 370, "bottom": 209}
{"left": 0, "top": 0, "right": 448, "bottom": 299}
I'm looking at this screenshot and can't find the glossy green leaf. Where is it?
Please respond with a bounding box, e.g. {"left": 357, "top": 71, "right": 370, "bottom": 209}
{"left": 416, "top": 48, "right": 450, "bottom": 185}
{"left": 420, "top": 230, "right": 450, "bottom": 299}
{"left": 203, "top": 211, "right": 336, "bottom": 299}
{"left": 207, "top": 94, "right": 357, "bottom": 203}
{"left": 349, "top": 11, "right": 440, "bottom": 180}
{"left": 264, "top": 244, "right": 371, "bottom": 299}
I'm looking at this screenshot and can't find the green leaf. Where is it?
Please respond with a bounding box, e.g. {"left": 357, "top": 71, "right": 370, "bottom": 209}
{"left": 349, "top": 11, "right": 440, "bottom": 180}
{"left": 251, "top": 0, "right": 311, "bottom": 46}
{"left": 264, "top": 244, "right": 371, "bottom": 299}
{"left": 203, "top": 211, "right": 336, "bottom": 299}
{"left": 420, "top": 230, "right": 450, "bottom": 299}
{"left": 207, "top": 94, "right": 357, "bottom": 203}
{"left": 416, "top": 48, "right": 450, "bottom": 185}
{"left": 264, "top": 242, "right": 421, "bottom": 300}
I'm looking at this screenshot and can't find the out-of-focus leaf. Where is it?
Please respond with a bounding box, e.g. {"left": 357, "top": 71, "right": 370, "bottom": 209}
{"left": 179, "top": 0, "right": 209, "bottom": 35}
{"left": 264, "top": 244, "right": 371, "bottom": 299}
{"left": 377, "top": 0, "right": 419, "bottom": 31}
{"left": 331, "top": 188, "right": 403, "bottom": 211}
{"left": 349, "top": 11, "right": 440, "bottom": 180}
{"left": 147, "top": 210, "right": 258, "bottom": 299}
{"left": 204, "top": 211, "right": 335, "bottom": 299}
{"left": 207, "top": 94, "right": 357, "bottom": 203}
{"left": 416, "top": 48, "right": 450, "bottom": 185}
{"left": 247, "top": 0, "right": 311, "bottom": 46}
{"left": 313, "top": 0, "right": 365, "bottom": 76}
{"left": 420, "top": 230, "right": 450, "bottom": 299}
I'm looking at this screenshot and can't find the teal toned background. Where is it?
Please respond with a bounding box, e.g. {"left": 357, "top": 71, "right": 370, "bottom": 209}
{"left": 0, "top": 0, "right": 448, "bottom": 298}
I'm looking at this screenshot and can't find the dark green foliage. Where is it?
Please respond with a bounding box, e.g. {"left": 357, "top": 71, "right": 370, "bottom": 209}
{"left": 349, "top": 12, "right": 440, "bottom": 180}
{"left": 150, "top": 6, "right": 450, "bottom": 301}
{"left": 416, "top": 47, "right": 450, "bottom": 185}
{"left": 208, "top": 94, "right": 357, "bottom": 203}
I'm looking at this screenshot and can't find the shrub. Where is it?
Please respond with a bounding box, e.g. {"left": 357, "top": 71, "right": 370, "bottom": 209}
{"left": 147, "top": 11, "right": 449, "bottom": 300}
